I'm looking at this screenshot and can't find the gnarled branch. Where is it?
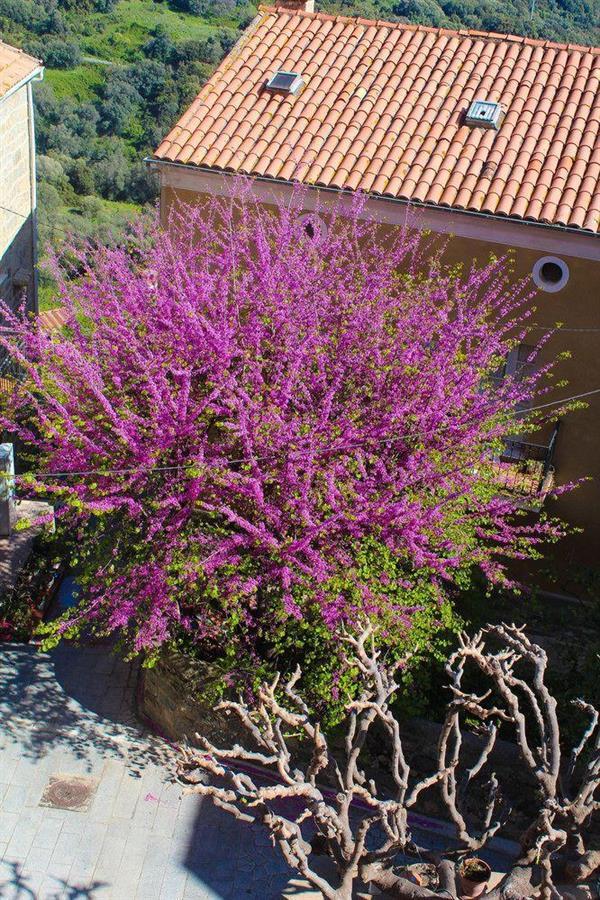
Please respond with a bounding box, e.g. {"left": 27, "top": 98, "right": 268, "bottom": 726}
{"left": 177, "top": 624, "right": 599, "bottom": 899}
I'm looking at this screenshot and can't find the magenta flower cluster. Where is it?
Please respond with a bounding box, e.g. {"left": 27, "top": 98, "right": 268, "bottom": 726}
{"left": 0, "top": 189, "right": 561, "bottom": 651}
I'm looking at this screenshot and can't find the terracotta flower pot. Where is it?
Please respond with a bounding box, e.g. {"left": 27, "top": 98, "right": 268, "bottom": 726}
{"left": 459, "top": 857, "right": 491, "bottom": 899}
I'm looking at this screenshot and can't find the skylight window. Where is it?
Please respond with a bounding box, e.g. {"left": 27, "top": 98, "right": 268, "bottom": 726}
{"left": 264, "top": 71, "right": 304, "bottom": 95}
{"left": 464, "top": 100, "right": 504, "bottom": 130}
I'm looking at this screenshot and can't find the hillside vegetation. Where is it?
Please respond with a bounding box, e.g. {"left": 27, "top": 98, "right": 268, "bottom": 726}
{"left": 331, "top": 0, "right": 598, "bottom": 45}
{"left": 0, "top": 0, "right": 598, "bottom": 286}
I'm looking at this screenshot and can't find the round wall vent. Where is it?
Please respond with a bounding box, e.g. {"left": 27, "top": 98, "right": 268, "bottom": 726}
{"left": 298, "top": 213, "right": 327, "bottom": 241}
{"left": 532, "top": 256, "right": 569, "bottom": 293}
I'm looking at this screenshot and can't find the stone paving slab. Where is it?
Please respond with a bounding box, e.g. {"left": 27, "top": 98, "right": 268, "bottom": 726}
{"left": 0, "top": 642, "right": 291, "bottom": 899}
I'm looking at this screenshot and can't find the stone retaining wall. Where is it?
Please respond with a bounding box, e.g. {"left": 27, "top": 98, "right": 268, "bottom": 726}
{"left": 138, "top": 650, "right": 536, "bottom": 841}
{"left": 138, "top": 650, "right": 245, "bottom": 747}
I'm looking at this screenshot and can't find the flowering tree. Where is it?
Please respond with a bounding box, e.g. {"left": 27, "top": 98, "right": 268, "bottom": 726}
{"left": 0, "top": 189, "right": 562, "bottom": 699}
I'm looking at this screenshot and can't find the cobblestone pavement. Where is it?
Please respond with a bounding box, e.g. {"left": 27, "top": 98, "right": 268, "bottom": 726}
{"left": 0, "top": 643, "right": 292, "bottom": 900}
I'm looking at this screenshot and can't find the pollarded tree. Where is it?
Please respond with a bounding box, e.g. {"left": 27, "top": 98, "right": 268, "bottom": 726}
{"left": 178, "top": 624, "right": 600, "bottom": 899}
{"left": 0, "top": 188, "right": 563, "bottom": 702}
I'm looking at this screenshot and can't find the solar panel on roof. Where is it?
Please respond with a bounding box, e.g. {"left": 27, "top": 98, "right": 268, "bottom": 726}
{"left": 264, "top": 71, "right": 304, "bottom": 95}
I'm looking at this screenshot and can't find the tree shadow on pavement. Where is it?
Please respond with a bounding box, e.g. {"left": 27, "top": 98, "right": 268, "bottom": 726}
{"left": 0, "top": 861, "right": 108, "bottom": 899}
{"left": 182, "top": 793, "right": 297, "bottom": 900}
{"left": 0, "top": 642, "right": 171, "bottom": 774}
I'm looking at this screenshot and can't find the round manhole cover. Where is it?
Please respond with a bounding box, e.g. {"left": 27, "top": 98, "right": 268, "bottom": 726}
{"left": 40, "top": 775, "right": 99, "bottom": 811}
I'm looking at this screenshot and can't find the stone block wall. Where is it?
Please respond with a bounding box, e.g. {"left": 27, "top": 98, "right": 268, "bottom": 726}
{"left": 138, "top": 651, "right": 246, "bottom": 747}
{"left": 0, "top": 85, "right": 34, "bottom": 310}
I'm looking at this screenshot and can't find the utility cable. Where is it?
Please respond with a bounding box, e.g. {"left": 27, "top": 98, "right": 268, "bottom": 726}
{"left": 0, "top": 203, "right": 77, "bottom": 240}
{"left": 3, "top": 200, "right": 599, "bottom": 480}
{"left": 527, "top": 325, "right": 600, "bottom": 333}
{"left": 5, "top": 384, "right": 595, "bottom": 482}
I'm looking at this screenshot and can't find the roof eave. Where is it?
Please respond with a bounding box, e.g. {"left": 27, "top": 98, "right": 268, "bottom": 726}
{"left": 146, "top": 156, "right": 600, "bottom": 240}
{"left": 0, "top": 65, "right": 44, "bottom": 104}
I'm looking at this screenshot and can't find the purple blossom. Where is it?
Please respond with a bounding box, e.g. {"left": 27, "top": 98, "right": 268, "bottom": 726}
{"left": 0, "top": 187, "right": 565, "bottom": 651}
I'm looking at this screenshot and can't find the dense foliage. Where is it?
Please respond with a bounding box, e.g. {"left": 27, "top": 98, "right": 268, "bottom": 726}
{"left": 0, "top": 195, "right": 564, "bottom": 713}
{"left": 0, "top": 0, "right": 250, "bottom": 249}
{"left": 330, "top": 0, "right": 598, "bottom": 45}
{"left": 29, "top": 31, "right": 236, "bottom": 206}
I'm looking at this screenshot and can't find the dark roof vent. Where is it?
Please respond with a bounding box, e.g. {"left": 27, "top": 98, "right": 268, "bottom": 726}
{"left": 265, "top": 70, "right": 304, "bottom": 95}
{"left": 465, "top": 100, "right": 504, "bottom": 130}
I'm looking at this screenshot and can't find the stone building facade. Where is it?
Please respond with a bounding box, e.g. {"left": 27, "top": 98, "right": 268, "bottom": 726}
{"left": 0, "top": 42, "right": 43, "bottom": 315}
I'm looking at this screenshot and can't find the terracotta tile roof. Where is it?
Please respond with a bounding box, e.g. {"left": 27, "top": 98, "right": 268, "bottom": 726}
{"left": 155, "top": 6, "right": 600, "bottom": 234}
{"left": 38, "top": 307, "right": 68, "bottom": 331}
{"left": 0, "top": 41, "right": 42, "bottom": 98}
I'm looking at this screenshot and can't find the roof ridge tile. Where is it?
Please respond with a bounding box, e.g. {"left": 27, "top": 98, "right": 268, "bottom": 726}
{"left": 260, "top": 5, "right": 600, "bottom": 56}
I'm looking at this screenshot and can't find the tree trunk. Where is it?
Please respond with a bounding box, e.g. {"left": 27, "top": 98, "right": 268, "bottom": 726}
{"left": 360, "top": 862, "right": 441, "bottom": 899}
{"left": 565, "top": 849, "right": 600, "bottom": 883}
{"left": 484, "top": 862, "right": 539, "bottom": 899}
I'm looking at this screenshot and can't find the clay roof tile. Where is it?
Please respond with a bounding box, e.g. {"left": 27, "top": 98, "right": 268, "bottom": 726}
{"left": 0, "top": 40, "right": 42, "bottom": 98}
{"left": 154, "top": 6, "right": 600, "bottom": 234}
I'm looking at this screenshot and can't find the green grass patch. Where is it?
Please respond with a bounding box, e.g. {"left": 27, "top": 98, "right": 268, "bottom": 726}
{"left": 38, "top": 276, "right": 61, "bottom": 312}
{"left": 45, "top": 66, "right": 106, "bottom": 102}
{"left": 99, "top": 197, "right": 142, "bottom": 215}
{"left": 76, "top": 0, "right": 219, "bottom": 61}
{"left": 39, "top": 195, "right": 141, "bottom": 242}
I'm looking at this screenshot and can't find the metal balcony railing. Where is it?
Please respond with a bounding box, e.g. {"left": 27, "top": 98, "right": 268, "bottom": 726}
{"left": 494, "top": 422, "right": 559, "bottom": 499}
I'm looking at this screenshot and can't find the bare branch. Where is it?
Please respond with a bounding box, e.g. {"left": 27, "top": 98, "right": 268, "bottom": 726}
{"left": 176, "top": 623, "right": 599, "bottom": 899}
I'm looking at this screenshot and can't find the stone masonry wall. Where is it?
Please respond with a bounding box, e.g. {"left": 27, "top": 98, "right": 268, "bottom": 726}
{"left": 139, "top": 650, "right": 541, "bottom": 842}
{"left": 0, "top": 86, "right": 34, "bottom": 310}
{"left": 138, "top": 651, "right": 246, "bottom": 747}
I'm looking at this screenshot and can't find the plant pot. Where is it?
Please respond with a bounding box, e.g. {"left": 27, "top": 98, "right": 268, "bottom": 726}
{"left": 459, "top": 857, "right": 491, "bottom": 899}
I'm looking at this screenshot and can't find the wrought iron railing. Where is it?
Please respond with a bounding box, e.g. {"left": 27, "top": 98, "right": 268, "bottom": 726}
{"left": 494, "top": 422, "right": 559, "bottom": 498}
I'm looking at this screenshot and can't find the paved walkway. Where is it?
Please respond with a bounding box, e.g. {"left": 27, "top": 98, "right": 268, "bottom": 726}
{"left": 0, "top": 642, "right": 292, "bottom": 899}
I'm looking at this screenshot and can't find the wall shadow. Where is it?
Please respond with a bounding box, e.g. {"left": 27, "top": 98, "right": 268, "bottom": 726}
{"left": 182, "top": 794, "right": 293, "bottom": 899}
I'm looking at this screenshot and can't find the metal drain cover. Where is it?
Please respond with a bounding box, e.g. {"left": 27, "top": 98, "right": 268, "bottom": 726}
{"left": 39, "top": 774, "right": 99, "bottom": 811}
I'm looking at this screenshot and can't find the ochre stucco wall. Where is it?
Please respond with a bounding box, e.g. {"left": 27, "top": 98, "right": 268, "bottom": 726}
{"left": 161, "top": 183, "right": 600, "bottom": 568}
{"left": 441, "top": 237, "right": 600, "bottom": 567}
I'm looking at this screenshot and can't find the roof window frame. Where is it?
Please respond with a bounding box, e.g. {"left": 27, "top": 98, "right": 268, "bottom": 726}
{"left": 264, "top": 70, "right": 304, "bottom": 95}
{"left": 464, "top": 99, "right": 504, "bottom": 130}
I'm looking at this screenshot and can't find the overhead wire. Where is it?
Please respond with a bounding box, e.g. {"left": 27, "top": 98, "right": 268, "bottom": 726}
{"left": 527, "top": 325, "right": 600, "bottom": 333}
{"left": 0, "top": 203, "right": 80, "bottom": 240}
{"left": 0, "top": 202, "right": 135, "bottom": 242}
{"left": 3, "top": 201, "right": 599, "bottom": 480}
{"left": 7, "top": 384, "right": 598, "bottom": 482}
